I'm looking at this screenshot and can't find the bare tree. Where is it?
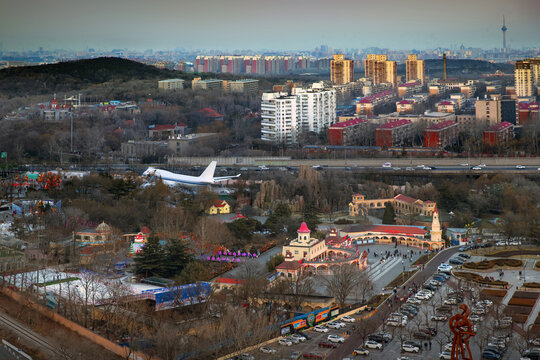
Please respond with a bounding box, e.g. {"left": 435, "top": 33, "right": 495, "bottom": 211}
{"left": 319, "top": 264, "right": 368, "bottom": 307}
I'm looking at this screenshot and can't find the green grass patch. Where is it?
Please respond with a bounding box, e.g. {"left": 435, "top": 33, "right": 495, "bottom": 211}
{"left": 37, "top": 277, "right": 79, "bottom": 287}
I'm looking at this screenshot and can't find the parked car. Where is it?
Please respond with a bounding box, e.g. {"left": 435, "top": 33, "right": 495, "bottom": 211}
{"left": 444, "top": 298, "right": 459, "bottom": 305}
{"left": 469, "top": 314, "right": 483, "bottom": 322}
{"left": 440, "top": 351, "right": 452, "bottom": 359}
{"left": 373, "top": 332, "right": 393, "bottom": 341}
{"left": 259, "top": 346, "right": 277, "bottom": 354}
{"left": 449, "top": 258, "right": 464, "bottom": 265}
{"left": 420, "top": 327, "right": 438, "bottom": 336}
{"left": 291, "top": 334, "right": 307, "bottom": 342}
{"left": 240, "top": 354, "right": 255, "bottom": 360}
{"left": 290, "top": 351, "right": 301, "bottom": 360}
{"left": 353, "top": 347, "right": 370, "bottom": 356}
{"left": 365, "top": 340, "right": 383, "bottom": 349}
{"left": 313, "top": 325, "right": 328, "bottom": 333}
{"left": 458, "top": 253, "right": 471, "bottom": 259}
{"left": 431, "top": 314, "right": 448, "bottom": 321}
{"left": 327, "top": 335, "right": 345, "bottom": 343}
{"left": 368, "top": 334, "right": 386, "bottom": 343}
{"left": 401, "top": 343, "right": 420, "bottom": 353}
{"left": 407, "top": 297, "right": 422, "bottom": 305}
{"left": 413, "top": 331, "right": 432, "bottom": 340}
{"left": 279, "top": 338, "right": 293, "bottom": 346}
{"left": 318, "top": 342, "right": 337, "bottom": 349}
{"left": 341, "top": 315, "right": 356, "bottom": 323}
{"left": 477, "top": 300, "right": 493, "bottom": 308}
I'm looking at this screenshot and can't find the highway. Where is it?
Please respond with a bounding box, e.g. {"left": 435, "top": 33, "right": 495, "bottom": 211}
{"left": 0, "top": 310, "right": 63, "bottom": 358}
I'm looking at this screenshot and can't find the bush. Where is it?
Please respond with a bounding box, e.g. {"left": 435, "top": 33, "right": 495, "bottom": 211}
{"left": 463, "top": 258, "right": 523, "bottom": 270}
{"left": 453, "top": 271, "right": 508, "bottom": 287}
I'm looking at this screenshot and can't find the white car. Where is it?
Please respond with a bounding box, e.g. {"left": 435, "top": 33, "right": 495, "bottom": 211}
{"left": 471, "top": 166, "right": 482, "bottom": 170}
{"left": 516, "top": 165, "right": 526, "bottom": 169}
{"left": 278, "top": 338, "right": 293, "bottom": 346}
{"left": 401, "top": 344, "right": 420, "bottom": 353}
{"left": 365, "top": 340, "right": 383, "bottom": 349}
{"left": 259, "top": 346, "right": 277, "bottom": 353}
{"left": 330, "top": 320, "right": 346, "bottom": 328}
{"left": 313, "top": 325, "right": 328, "bottom": 333}
{"left": 460, "top": 163, "right": 469, "bottom": 166}
{"left": 415, "top": 293, "right": 430, "bottom": 300}
{"left": 387, "top": 319, "right": 403, "bottom": 327}
{"left": 438, "top": 264, "right": 453, "bottom": 273}
{"left": 469, "top": 314, "right": 483, "bottom": 322}
{"left": 440, "top": 351, "right": 452, "bottom": 359}
{"left": 341, "top": 315, "right": 356, "bottom": 323}
{"left": 478, "top": 164, "right": 486, "bottom": 167}
{"left": 405, "top": 167, "right": 414, "bottom": 171}
{"left": 393, "top": 167, "right": 402, "bottom": 171}
{"left": 328, "top": 334, "right": 345, "bottom": 343}
{"left": 416, "top": 164, "right": 425, "bottom": 168}
{"left": 407, "top": 298, "right": 422, "bottom": 305}
{"left": 382, "top": 162, "right": 392, "bottom": 168}
{"left": 327, "top": 322, "right": 341, "bottom": 329}
{"left": 290, "top": 334, "right": 306, "bottom": 342}
{"left": 444, "top": 343, "right": 453, "bottom": 352}
{"left": 477, "top": 300, "right": 493, "bottom": 308}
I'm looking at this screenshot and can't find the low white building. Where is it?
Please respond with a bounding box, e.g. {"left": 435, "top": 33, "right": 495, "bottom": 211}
{"left": 158, "top": 79, "right": 185, "bottom": 90}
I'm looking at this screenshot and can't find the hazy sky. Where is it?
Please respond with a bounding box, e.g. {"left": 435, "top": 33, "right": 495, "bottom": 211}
{"left": 1, "top": 0, "right": 539, "bottom": 52}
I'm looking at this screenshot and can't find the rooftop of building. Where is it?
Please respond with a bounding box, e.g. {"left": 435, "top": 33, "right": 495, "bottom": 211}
{"left": 394, "top": 194, "right": 418, "bottom": 204}
{"left": 397, "top": 100, "right": 414, "bottom": 105}
{"left": 486, "top": 121, "right": 514, "bottom": 132}
{"left": 518, "top": 101, "right": 539, "bottom": 110}
{"left": 149, "top": 123, "right": 186, "bottom": 131}
{"left": 425, "top": 120, "right": 458, "bottom": 131}
{"left": 329, "top": 118, "right": 368, "bottom": 128}
{"left": 275, "top": 261, "right": 303, "bottom": 271}
{"left": 378, "top": 119, "right": 412, "bottom": 129}
{"left": 229, "top": 79, "right": 259, "bottom": 83}
{"left": 438, "top": 101, "right": 454, "bottom": 106}
{"left": 159, "top": 78, "right": 184, "bottom": 83}
{"left": 195, "top": 79, "right": 222, "bottom": 83}
{"left": 399, "top": 81, "right": 421, "bottom": 88}
{"left": 356, "top": 90, "right": 395, "bottom": 104}
{"left": 344, "top": 224, "right": 428, "bottom": 236}
{"left": 213, "top": 277, "right": 243, "bottom": 285}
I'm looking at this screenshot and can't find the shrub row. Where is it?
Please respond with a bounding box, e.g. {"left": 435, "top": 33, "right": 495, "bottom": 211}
{"left": 486, "top": 249, "right": 540, "bottom": 258}
{"left": 463, "top": 258, "right": 523, "bottom": 270}
{"left": 480, "top": 289, "right": 507, "bottom": 297}
{"left": 508, "top": 298, "right": 537, "bottom": 307}
{"left": 453, "top": 271, "right": 509, "bottom": 286}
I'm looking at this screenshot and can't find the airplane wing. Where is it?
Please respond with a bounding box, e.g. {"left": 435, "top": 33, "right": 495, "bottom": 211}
{"left": 213, "top": 174, "right": 241, "bottom": 182}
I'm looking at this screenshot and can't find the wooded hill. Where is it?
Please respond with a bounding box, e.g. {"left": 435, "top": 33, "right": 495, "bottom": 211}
{"left": 0, "top": 57, "right": 186, "bottom": 97}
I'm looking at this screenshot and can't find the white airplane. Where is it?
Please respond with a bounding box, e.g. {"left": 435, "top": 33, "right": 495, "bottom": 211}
{"left": 142, "top": 161, "right": 240, "bottom": 187}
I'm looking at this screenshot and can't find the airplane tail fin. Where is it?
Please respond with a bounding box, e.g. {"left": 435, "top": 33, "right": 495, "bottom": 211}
{"left": 199, "top": 161, "right": 217, "bottom": 182}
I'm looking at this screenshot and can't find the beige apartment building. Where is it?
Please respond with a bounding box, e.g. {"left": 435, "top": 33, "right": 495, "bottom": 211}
{"left": 365, "top": 54, "right": 397, "bottom": 86}
{"left": 406, "top": 55, "right": 425, "bottom": 84}
{"left": 331, "top": 54, "right": 354, "bottom": 85}
{"left": 514, "top": 58, "right": 540, "bottom": 97}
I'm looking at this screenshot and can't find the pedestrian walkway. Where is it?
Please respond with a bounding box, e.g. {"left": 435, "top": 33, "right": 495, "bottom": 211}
{"left": 524, "top": 296, "right": 540, "bottom": 329}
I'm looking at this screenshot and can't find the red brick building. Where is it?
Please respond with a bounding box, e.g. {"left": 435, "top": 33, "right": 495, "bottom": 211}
{"left": 328, "top": 118, "right": 368, "bottom": 146}
{"left": 375, "top": 119, "right": 413, "bottom": 148}
{"left": 518, "top": 102, "right": 539, "bottom": 125}
{"left": 423, "top": 120, "right": 458, "bottom": 148}
{"left": 483, "top": 121, "right": 514, "bottom": 146}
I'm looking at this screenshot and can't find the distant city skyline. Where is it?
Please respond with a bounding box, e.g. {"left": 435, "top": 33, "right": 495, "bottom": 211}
{"left": 0, "top": 0, "right": 539, "bottom": 52}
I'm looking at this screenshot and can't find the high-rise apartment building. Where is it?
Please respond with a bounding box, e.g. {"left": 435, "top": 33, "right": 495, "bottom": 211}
{"left": 515, "top": 58, "right": 540, "bottom": 97}
{"left": 261, "top": 84, "right": 336, "bottom": 145}
{"left": 406, "top": 55, "right": 425, "bottom": 84}
{"left": 331, "top": 54, "right": 354, "bottom": 85}
{"left": 475, "top": 94, "right": 516, "bottom": 126}
{"left": 364, "top": 54, "right": 397, "bottom": 86}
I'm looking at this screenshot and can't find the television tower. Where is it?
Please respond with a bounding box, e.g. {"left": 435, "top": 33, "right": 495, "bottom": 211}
{"left": 501, "top": 16, "right": 508, "bottom": 52}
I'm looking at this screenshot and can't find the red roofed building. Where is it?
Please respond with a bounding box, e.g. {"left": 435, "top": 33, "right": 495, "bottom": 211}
{"left": 198, "top": 108, "right": 224, "bottom": 121}
{"left": 328, "top": 118, "right": 369, "bottom": 146}
{"left": 375, "top": 119, "right": 413, "bottom": 147}
{"left": 398, "top": 81, "right": 422, "bottom": 97}
{"left": 436, "top": 100, "right": 457, "bottom": 113}
{"left": 483, "top": 121, "right": 514, "bottom": 146}
{"left": 355, "top": 90, "right": 395, "bottom": 115}
{"left": 396, "top": 99, "right": 415, "bottom": 114}
{"left": 148, "top": 123, "right": 187, "bottom": 139}
{"left": 423, "top": 120, "right": 458, "bottom": 148}
{"left": 349, "top": 193, "right": 436, "bottom": 218}
{"left": 207, "top": 200, "right": 231, "bottom": 215}
{"left": 518, "top": 101, "right": 539, "bottom": 125}
{"left": 213, "top": 277, "right": 243, "bottom": 291}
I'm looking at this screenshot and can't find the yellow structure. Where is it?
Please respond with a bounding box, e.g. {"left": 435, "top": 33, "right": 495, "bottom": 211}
{"left": 331, "top": 54, "right": 354, "bottom": 85}
{"left": 406, "top": 55, "right": 425, "bottom": 84}
{"left": 282, "top": 222, "right": 327, "bottom": 262}
{"left": 364, "top": 54, "right": 397, "bottom": 86}
{"left": 349, "top": 194, "right": 436, "bottom": 217}
{"left": 515, "top": 58, "right": 540, "bottom": 97}
{"left": 207, "top": 200, "right": 231, "bottom": 215}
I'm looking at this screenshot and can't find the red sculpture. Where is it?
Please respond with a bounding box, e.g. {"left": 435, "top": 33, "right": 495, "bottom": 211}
{"left": 449, "top": 303, "right": 475, "bottom": 360}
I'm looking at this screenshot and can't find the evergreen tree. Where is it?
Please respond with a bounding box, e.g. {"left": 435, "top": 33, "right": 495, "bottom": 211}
{"left": 134, "top": 236, "right": 166, "bottom": 277}
{"left": 382, "top": 203, "right": 396, "bottom": 225}
{"left": 302, "top": 203, "right": 320, "bottom": 231}
{"left": 164, "top": 238, "right": 192, "bottom": 277}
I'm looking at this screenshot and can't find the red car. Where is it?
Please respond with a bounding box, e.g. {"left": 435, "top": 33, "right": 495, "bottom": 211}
{"left": 303, "top": 353, "right": 324, "bottom": 360}
{"left": 318, "top": 342, "right": 337, "bottom": 348}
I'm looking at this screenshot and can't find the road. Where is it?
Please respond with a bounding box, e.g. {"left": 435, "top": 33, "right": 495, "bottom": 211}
{"left": 0, "top": 310, "right": 63, "bottom": 358}
{"left": 326, "top": 246, "right": 459, "bottom": 360}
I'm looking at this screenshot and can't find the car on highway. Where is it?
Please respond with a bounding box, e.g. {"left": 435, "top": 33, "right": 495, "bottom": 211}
{"left": 393, "top": 167, "right": 402, "bottom": 171}
{"left": 341, "top": 315, "right": 356, "bottom": 323}
{"left": 291, "top": 334, "right": 307, "bottom": 342}
{"left": 382, "top": 162, "right": 392, "bottom": 168}
{"left": 327, "top": 334, "right": 345, "bottom": 343}
{"left": 279, "top": 338, "right": 293, "bottom": 346}
{"left": 353, "top": 347, "right": 370, "bottom": 356}
{"left": 416, "top": 164, "right": 425, "bottom": 168}
{"left": 460, "top": 163, "right": 469, "bottom": 166}
{"left": 401, "top": 343, "right": 420, "bottom": 353}
{"left": 405, "top": 167, "right": 414, "bottom": 171}
{"left": 471, "top": 166, "right": 482, "bottom": 170}
{"left": 313, "top": 325, "right": 328, "bottom": 333}
{"left": 364, "top": 340, "right": 383, "bottom": 349}
{"left": 478, "top": 164, "right": 487, "bottom": 167}
{"left": 440, "top": 351, "right": 452, "bottom": 359}
{"left": 259, "top": 346, "right": 276, "bottom": 353}
{"left": 516, "top": 165, "right": 526, "bottom": 169}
